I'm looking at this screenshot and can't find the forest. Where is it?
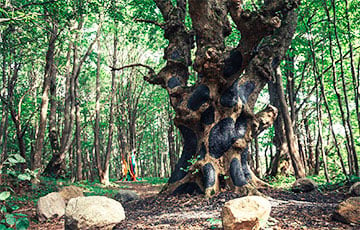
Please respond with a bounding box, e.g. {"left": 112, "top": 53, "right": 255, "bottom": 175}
{"left": 0, "top": 0, "right": 359, "bottom": 229}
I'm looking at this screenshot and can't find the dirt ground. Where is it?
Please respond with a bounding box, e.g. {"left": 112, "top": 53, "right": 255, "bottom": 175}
{"left": 22, "top": 182, "right": 359, "bottom": 229}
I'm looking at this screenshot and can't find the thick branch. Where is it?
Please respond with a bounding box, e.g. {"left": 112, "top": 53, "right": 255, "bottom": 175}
{"left": 226, "top": 0, "right": 300, "bottom": 74}
{"left": 253, "top": 105, "right": 278, "bottom": 136}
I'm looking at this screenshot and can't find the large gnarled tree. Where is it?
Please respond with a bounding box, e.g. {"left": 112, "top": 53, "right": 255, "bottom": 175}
{"left": 116, "top": 0, "right": 304, "bottom": 196}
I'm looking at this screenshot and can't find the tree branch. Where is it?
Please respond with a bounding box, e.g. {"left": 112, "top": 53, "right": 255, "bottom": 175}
{"left": 134, "top": 19, "right": 165, "bottom": 28}
{"left": 110, "top": 63, "right": 155, "bottom": 74}
{"left": 110, "top": 64, "right": 164, "bottom": 86}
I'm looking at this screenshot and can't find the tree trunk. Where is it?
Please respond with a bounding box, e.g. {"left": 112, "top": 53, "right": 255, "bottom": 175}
{"left": 99, "top": 30, "right": 117, "bottom": 185}
{"left": 94, "top": 36, "right": 103, "bottom": 182}
{"left": 48, "top": 57, "right": 59, "bottom": 161}
{"left": 43, "top": 43, "right": 71, "bottom": 177}
{"left": 268, "top": 82, "right": 291, "bottom": 177}
{"left": 44, "top": 18, "right": 100, "bottom": 177}
{"left": 33, "top": 23, "right": 58, "bottom": 171}
{"left": 168, "top": 113, "right": 177, "bottom": 173}
{"left": 274, "top": 68, "right": 305, "bottom": 179}
{"left": 119, "top": 0, "right": 301, "bottom": 196}
{"left": 75, "top": 77, "right": 82, "bottom": 181}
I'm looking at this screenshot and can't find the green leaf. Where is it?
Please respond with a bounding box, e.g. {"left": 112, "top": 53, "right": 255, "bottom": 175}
{"left": 0, "top": 191, "right": 10, "bottom": 201}
{"left": 11, "top": 205, "right": 20, "bottom": 211}
{"left": 16, "top": 218, "right": 29, "bottom": 230}
{"left": 1, "top": 205, "right": 7, "bottom": 213}
{"left": 0, "top": 224, "right": 8, "bottom": 230}
{"left": 5, "top": 213, "right": 16, "bottom": 226}
{"left": 17, "top": 174, "right": 31, "bottom": 181}
{"left": 13, "top": 154, "right": 26, "bottom": 163}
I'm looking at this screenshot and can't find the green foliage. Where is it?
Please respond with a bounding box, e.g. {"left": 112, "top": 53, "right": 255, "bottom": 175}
{"left": 206, "top": 218, "right": 222, "bottom": 229}
{"left": 0, "top": 192, "right": 10, "bottom": 201}
{"left": 0, "top": 192, "right": 29, "bottom": 230}
{"left": 0, "top": 154, "right": 38, "bottom": 188}
{"left": 266, "top": 176, "right": 297, "bottom": 189}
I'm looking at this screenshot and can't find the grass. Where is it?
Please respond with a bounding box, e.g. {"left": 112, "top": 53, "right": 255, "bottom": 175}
{"left": 265, "top": 173, "right": 360, "bottom": 192}
{"left": 133, "top": 177, "right": 168, "bottom": 185}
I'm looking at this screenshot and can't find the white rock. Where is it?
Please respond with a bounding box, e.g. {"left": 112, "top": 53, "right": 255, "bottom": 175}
{"left": 37, "top": 192, "right": 66, "bottom": 222}
{"left": 222, "top": 196, "right": 271, "bottom": 230}
{"left": 65, "top": 196, "right": 125, "bottom": 229}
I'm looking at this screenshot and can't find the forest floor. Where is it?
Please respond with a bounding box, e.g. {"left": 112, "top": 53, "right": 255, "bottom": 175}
{"left": 9, "top": 179, "right": 359, "bottom": 230}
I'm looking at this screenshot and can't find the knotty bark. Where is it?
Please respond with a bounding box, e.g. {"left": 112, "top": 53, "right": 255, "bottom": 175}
{"left": 119, "top": 0, "right": 301, "bottom": 196}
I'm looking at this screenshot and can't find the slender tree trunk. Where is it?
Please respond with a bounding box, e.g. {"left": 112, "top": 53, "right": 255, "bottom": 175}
{"left": 43, "top": 43, "right": 71, "bottom": 177}
{"left": 305, "top": 18, "right": 348, "bottom": 179}
{"left": 268, "top": 82, "right": 291, "bottom": 177}
{"left": 304, "top": 115, "right": 314, "bottom": 173}
{"left": 33, "top": 24, "right": 58, "bottom": 171}
{"left": 44, "top": 18, "right": 100, "bottom": 176}
{"left": 329, "top": 0, "right": 358, "bottom": 176}
{"left": 274, "top": 68, "right": 305, "bottom": 179}
{"left": 94, "top": 36, "right": 103, "bottom": 181}
{"left": 48, "top": 58, "right": 59, "bottom": 159}
{"left": 75, "top": 78, "right": 82, "bottom": 181}
{"left": 344, "top": 0, "right": 360, "bottom": 137}
{"left": 100, "top": 27, "right": 117, "bottom": 184}
{"left": 168, "top": 113, "right": 177, "bottom": 173}
{"left": 10, "top": 109, "right": 26, "bottom": 159}
{"left": 0, "top": 44, "right": 8, "bottom": 161}
{"left": 317, "top": 93, "right": 329, "bottom": 182}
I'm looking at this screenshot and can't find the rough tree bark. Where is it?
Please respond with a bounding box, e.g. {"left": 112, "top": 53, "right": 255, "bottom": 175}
{"left": 118, "top": 0, "right": 301, "bottom": 196}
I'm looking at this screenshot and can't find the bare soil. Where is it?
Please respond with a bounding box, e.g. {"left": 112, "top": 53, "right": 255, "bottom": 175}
{"left": 16, "top": 181, "right": 359, "bottom": 229}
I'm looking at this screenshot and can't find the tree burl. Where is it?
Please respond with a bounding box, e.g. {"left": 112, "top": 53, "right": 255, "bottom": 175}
{"left": 118, "top": 0, "right": 302, "bottom": 197}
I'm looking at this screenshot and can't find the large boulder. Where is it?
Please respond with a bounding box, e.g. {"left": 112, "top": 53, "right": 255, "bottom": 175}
{"left": 349, "top": 182, "right": 360, "bottom": 196}
{"left": 222, "top": 196, "right": 271, "bottom": 230}
{"left": 114, "top": 190, "right": 140, "bottom": 203}
{"left": 292, "top": 178, "right": 317, "bottom": 193}
{"left": 333, "top": 197, "right": 360, "bottom": 224}
{"left": 65, "top": 196, "right": 125, "bottom": 229}
{"left": 59, "top": 185, "right": 84, "bottom": 204}
{"left": 36, "top": 192, "right": 66, "bottom": 222}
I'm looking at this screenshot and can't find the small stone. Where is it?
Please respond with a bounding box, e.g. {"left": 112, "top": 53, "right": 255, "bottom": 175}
{"left": 65, "top": 196, "right": 125, "bottom": 230}
{"left": 114, "top": 190, "right": 140, "bottom": 203}
{"left": 59, "top": 185, "right": 84, "bottom": 204}
{"left": 333, "top": 197, "right": 360, "bottom": 224}
{"left": 292, "top": 178, "right": 317, "bottom": 193}
{"left": 37, "top": 192, "right": 66, "bottom": 222}
{"left": 222, "top": 196, "right": 271, "bottom": 230}
{"left": 349, "top": 182, "right": 360, "bottom": 196}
